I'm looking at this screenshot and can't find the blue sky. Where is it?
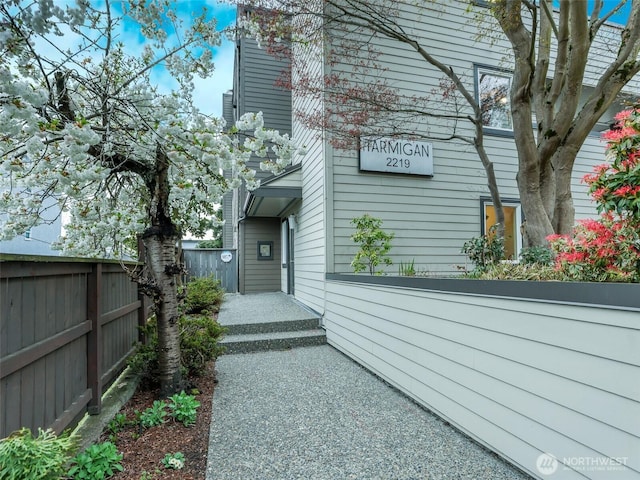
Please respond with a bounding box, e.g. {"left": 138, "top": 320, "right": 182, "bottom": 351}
{"left": 41, "top": 1, "right": 632, "bottom": 117}
{"left": 149, "top": 1, "right": 237, "bottom": 117}
{"left": 31, "top": 1, "right": 237, "bottom": 116}
{"left": 553, "top": 0, "right": 632, "bottom": 25}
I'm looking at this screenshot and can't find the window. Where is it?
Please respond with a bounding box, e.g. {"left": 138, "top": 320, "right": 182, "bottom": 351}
{"left": 23, "top": 228, "right": 31, "bottom": 240}
{"left": 481, "top": 198, "right": 522, "bottom": 260}
{"left": 476, "top": 67, "right": 513, "bottom": 131}
{"left": 281, "top": 220, "right": 288, "bottom": 267}
{"left": 472, "top": 0, "right": 496, "bottom": 6}
{"left": 257, "top": 241, "right": 273, "bottom": 260}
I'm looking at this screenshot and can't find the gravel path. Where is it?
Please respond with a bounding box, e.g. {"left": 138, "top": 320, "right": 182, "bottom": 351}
{"left": 206, "top": 345, "right": 532, "bottom": 480}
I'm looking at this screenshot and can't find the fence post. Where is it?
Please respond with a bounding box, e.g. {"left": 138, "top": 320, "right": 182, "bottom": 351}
{"left": 87, "top": 263, "right": 102, "bottom": 415}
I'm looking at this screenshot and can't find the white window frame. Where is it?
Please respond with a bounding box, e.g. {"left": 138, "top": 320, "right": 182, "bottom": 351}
{"left": 481, "top": 198, "right": 523, "bottom": 260}
{"left": 476, "top": 66, "right": 513, "bottom": 133}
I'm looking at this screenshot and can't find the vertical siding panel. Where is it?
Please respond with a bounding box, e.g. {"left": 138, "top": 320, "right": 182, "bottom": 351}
{"left": 3, "top": 373, "right": 21, "bottom": 436}
{"left": 44, "top": 352, "right": 56, "bottom": 428}
{"left": 291, "top": 36, "right": 326, "bottom": 312}
{"left": 0, "top": 279, "right": 8, "bottom": 359}
{"left": 32, "top": 357, "right": 46, "bottom": 430}
{"left": 5, "top": 279, "right": 22, "bottom": 356}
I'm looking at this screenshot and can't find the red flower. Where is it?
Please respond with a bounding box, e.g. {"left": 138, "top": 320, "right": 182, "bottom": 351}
{"left": 614, "top": 109, "right": 633, "bottom": 122}
{"left": 546, "top": 233, "right": 570, "bottom": 242}
{"left": 602, "top": 126, "right": 638, "bottom": 142}
{"left": 612, "top": 185, "right": 640, "bottom": 197}
{"left": 591, "top": 187, "right": 609, "bottom": 201}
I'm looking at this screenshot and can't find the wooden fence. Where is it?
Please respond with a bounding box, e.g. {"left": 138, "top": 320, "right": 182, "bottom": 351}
{"left": 0, "top": 255, "right": 148, "bottom": 438}
{"left": 182, "top": 248, "right": 238, "bottom": 293}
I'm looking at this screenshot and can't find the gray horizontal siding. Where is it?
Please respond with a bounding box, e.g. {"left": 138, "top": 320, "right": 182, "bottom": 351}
{"left": 241, "top": 218, "right": 281, "bottom": 293}
{"left": 290, "top": 40, "right": 326, "bottom": 312}
{"left": 238, "top": 37, "right": 291, "bottom": 135}
{"left": 324, "top": 278, "right": 640, "bottom": 479}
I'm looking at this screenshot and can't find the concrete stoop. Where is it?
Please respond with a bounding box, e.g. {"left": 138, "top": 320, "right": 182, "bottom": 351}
{"left": 220, "top": 318, "right": 326, "bottom": 354}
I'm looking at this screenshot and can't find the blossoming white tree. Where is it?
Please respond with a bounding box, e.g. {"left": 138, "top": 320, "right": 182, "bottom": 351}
{"left": 0, "top": 0, "right": 300, "bottom": 394}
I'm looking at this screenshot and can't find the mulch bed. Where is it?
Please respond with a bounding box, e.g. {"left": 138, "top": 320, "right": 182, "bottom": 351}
{"left": 101, "top": 362, "right": 216, "bottom": 480}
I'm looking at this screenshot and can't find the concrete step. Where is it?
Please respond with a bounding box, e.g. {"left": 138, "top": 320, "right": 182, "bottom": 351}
{"left": 224, "top": 317, "right": 321, "bottom": 335}
{"left": 220, "top": 329, "right": 327, "bottom": 355}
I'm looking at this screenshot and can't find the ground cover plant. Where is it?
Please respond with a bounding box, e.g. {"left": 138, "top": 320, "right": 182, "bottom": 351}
{"left": 67, "top": 441, "right": 124, "bottom": 479}
{"left": 101, "top": 276, "right": 225, "bottom": 478}
{"left": 99, "top": 364, "right": 216, "bottom": 479}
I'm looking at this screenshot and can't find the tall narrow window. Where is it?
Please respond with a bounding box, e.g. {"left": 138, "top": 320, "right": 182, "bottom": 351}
{"left": 281, "top": 220, "right": 288, "bottom": 267}
{"left": 482, "top": 199, "right": 522, "bottom": 260}
{"left": 477, "top": 68, "right": 513, "bottom": 131}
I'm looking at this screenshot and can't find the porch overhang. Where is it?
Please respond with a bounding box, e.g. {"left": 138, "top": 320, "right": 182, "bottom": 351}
{"left": 243, "top": 164, "right": 302, "bottom": 217}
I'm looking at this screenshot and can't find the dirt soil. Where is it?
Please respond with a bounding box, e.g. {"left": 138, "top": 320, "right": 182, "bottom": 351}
{"left": 101, "top": 362, "right": 216, "bottom": 480}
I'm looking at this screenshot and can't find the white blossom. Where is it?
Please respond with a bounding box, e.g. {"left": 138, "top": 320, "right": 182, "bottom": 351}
{"left": 0, "top": 0, "right": 303, "bottom": 258}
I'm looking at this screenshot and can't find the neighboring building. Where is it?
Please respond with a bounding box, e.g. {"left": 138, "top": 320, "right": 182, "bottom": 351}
{"left": 0, "top": 195, "right": 63, "bottom": 256}
{"left": 222, "top": 15, "right": 296, "bottom": 294}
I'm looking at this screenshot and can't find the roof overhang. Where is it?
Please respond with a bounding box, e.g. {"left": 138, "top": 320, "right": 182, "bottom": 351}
{"left": 243, "top": 164, "right": 302, "bottom": 217}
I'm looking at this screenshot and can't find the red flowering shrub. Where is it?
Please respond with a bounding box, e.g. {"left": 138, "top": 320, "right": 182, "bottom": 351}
{"left": 548, "top": 105, "right": 640, "bottom": 282}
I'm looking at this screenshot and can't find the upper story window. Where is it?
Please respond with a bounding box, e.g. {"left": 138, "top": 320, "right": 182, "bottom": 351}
{"left": 476, "top": 67, "right": 513, "bottom": 132}
{"left": 473, "top": 0, "right": 496, "bottom": 6}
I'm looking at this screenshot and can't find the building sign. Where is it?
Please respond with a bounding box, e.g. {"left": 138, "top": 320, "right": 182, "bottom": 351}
{"left": 359, "top": 137, "right": 433, "bottom": 176}
{"left": 220, "top": 251, "right": 233, "bottom": 263}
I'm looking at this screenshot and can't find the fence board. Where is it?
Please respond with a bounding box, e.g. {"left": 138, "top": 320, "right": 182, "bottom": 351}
{"left": 182, "top": 248, "right": 238, "bottom": 293}
{"left": 0, "top": 256, "right": 146, "bottom": 438}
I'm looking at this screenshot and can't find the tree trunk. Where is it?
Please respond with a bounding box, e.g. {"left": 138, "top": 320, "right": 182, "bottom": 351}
{"left": 552, "top": 148, "right": 578, "bottom": 234}
{"left": 142, "top": 145, "right": 184, "bottom": 396}
{"left": 474, "top": 135, "right": 505, "bottom": 241}
{"left": 143, "top": 232, "right": 182, "bottom": 396}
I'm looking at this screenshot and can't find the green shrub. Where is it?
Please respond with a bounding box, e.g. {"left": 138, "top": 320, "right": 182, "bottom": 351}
{"left": 168, "top": 391, "right": 200, "bottom": 427}
{"left": 128, "top": 314, "right": 226, "bottom": 384}
{"left": 179, "top": 314, "right": 227, "bottom": 376}
{"left": 461, "top": 224, "right": 504, "bottom": 272}
{"left": 182, "top": 276, "right": 225, "bottom": 314}
{"left": 350, "top": 214, "right": 394, "bottom": 275}
{"left": 519, "top": 245, "right": 554, "bottom": 265}
{"left": 196, "top": 239, "right": 221, "bottom": 248}
{"left": 0, "top": 428, "right": 77, "bottom": 480}
{"left": 107, "top": 413, "right": 128, "bottom": 435}
{"left": 67, "top": 441, "right": 123, "bottom": 479}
